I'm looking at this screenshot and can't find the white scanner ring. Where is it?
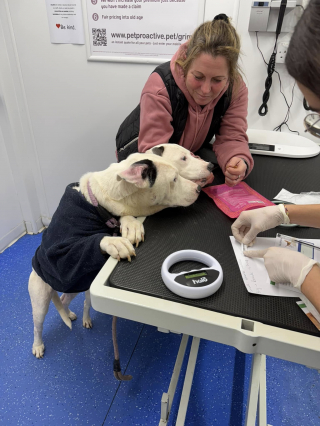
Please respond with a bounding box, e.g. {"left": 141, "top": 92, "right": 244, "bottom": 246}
{"left": 161, "top": 250, "right": 223, "bottom": 299}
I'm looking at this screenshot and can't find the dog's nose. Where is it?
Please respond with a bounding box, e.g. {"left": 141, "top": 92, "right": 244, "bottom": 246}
{"left": 196, "top": 185, "right": 201, "bottom": 194}
{"left": 207, "top": 162, "right": 214, "bottom": 172}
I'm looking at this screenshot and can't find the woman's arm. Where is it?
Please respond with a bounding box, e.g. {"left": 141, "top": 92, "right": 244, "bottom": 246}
{"left": 285, "top": 204, "right": 320, "bottom": 228}
{"left": 213, "top": 80, "right": 254, "bottom": 176}
{"left": 138, "top": 73, "right": 174, "bottom": 153}
{"left": 301, "top": 265, "right": 320, "bottom": 314}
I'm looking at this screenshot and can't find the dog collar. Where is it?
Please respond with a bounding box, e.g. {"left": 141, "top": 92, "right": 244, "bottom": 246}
{"left": 86, "top": 181, "right": 120, "bottom": 235}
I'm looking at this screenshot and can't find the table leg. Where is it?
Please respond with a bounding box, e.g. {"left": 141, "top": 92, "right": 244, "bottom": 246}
{"left": 245, "top": 353, "right": 268, "bottom": 426}
{"left": 175, "top": 336, "right": 201, "bottom": 426}
{"left": 159, "top": 334, "right": 189, "bottom": 425}
{"left": 258, "top": 354, "right": 267, "bottom": 426}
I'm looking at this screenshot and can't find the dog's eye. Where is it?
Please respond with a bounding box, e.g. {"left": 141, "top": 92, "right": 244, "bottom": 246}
{"left": 182, "top": 156, "right": 187, "bottom": 161}
{"left": 173, "top": 177, "right": 177, "bottom": 183}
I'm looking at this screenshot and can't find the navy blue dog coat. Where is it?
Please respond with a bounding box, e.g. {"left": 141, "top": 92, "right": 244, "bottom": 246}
{"left": 32, "top": 183, "right": 119, "bottom": 294}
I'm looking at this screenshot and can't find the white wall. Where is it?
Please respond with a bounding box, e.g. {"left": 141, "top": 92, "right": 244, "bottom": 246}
{"left": 0, "top": 0, "right": 315, "bottom": 248}
{"left": 5, "top": 0, "right": 156, "bottom": 219}
{"left": 0, "top": 120, "right": 25, "bottom": 251}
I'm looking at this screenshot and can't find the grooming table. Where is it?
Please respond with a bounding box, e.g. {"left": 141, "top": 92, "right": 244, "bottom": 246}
{"left": 90, "top": 152, "right": 320, "bottom": 426}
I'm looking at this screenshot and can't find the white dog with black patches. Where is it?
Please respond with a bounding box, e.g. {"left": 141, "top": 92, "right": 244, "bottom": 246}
{"left": 146, "top": 144, "right": 215, "bottom": 185}
{"left": 29, "top": 150, "right": 208, "bottom": 359}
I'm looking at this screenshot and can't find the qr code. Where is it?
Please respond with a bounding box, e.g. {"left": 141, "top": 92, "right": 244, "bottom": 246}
{"left": 92, "top": 28, "right": 107, "bottom": 46}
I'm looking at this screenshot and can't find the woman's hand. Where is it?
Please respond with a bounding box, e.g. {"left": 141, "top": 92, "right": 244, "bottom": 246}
{"left": 225, "top": 157, "right": 247, "bottom": 187}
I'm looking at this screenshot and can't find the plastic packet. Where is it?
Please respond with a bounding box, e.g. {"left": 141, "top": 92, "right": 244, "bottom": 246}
{"left": 203, "top": 182, "right": 274, "bottom": 218}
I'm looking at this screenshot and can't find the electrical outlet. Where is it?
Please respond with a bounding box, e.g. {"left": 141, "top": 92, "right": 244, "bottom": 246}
{"left": 276, "top": 41, "right": 289, "bottom": 64}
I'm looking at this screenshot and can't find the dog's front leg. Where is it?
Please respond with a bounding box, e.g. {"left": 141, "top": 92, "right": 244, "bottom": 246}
{"left": 83, "top": 290, "right": 92, "bottom": 329}
{"left": 120, "top": 216, "right": 144, "bottom": 247}
{"left": 28, "top": 270, "right": 54, "bottom": 358}
{"left": 60, "top": 293, "right": 78, "bottom": 321}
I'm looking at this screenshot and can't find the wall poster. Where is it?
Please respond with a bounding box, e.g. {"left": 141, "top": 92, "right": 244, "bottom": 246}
{"left": 83, "top": 0, "right": 205, "bottom": 63}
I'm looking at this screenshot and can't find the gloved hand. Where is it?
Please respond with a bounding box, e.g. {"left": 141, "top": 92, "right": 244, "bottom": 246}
{"left": 244, "top": 247, "right": 319, "bottom": 290}
{"left": 231, "top": 205, "right": 290, "bottom": 246}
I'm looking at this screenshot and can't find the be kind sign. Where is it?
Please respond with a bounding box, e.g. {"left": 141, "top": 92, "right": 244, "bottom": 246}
{"left": 45, "top": 0, "right": 85, "bottom": 44}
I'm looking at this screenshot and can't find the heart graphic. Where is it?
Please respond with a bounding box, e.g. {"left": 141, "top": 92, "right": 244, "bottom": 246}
{"left": 56, "top": 24, "right": 60, "bottom": 28}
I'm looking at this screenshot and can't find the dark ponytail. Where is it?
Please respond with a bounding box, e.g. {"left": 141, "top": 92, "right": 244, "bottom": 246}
{"left": 285, "top": 0, "right": 320, "bottom": 98}
{"left": 213, "top": 14, "right": 230, "bottom": 23}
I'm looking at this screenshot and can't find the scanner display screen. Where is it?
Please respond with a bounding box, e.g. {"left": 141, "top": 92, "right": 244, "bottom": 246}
{"left": 175, "top": 269, "right": 220, "bottom": 287}
{"left": 184, "top": 271, "right": 208, "bottom": 279}
{"left": 249, "top": 143, "right": 275, "bottom": 151}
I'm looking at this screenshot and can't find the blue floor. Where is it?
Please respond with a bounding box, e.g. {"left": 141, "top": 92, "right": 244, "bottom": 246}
{"left": 1, "top": 234, "right": 320, "bottom": 426}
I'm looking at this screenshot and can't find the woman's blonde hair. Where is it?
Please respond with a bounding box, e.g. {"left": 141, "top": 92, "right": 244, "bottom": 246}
{"left": 176, "top": 15, "right": 242, "bottom": 88}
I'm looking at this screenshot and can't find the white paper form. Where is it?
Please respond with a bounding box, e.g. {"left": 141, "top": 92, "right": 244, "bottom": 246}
{"left": 274, "top": 189, "right": 320, "bottom": 204}
{"left": 230, "top": 236, "right": 300, "bottom": 297}
{"left": 45, "top": 0, "right": 85, "bottom": 44}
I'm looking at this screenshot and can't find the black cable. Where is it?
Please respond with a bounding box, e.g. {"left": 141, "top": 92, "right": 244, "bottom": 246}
{"left": 257, "top": 36, "right": 278, "bottom": 116}
{"left": 296, "top": 4, "right": 305, "bottom": 11}
{"left": 273, "top": 82, "right": 299, "bottom": 134}
{"left": 256, "top": 32, "right": 299, "bottom": 135}
{"left": 258, "top": 0, "right": 287, "bottom": 116}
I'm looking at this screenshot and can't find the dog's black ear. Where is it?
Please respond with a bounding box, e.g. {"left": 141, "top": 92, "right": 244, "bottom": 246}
{"left": 151, "top": 146, "right": 164, "bottom": 157}
{"left": 132, "top": 159, "right": 157, "bottom": 187}
{"left": 117, "top": 159, "right": 157, "bottom": 188}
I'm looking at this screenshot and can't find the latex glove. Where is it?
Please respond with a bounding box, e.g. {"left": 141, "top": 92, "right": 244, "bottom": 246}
{"left": 244, "top": 247, "right": 319, "bottom": 290}
{"left": 225, "top": 157, "right": 247, "bottom": 187}
{"left": 231, "top": 205, "right": 290, "bottom": 246}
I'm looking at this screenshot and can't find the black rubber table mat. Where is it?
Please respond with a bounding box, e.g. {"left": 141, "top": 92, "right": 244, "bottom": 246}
{"left": 109, "top": 153, "right": 320, "bottom": 337}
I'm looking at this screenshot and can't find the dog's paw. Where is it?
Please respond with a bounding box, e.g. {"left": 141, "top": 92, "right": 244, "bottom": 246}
{"left": 83, "top": 317, "right": 93, "bottom": 329}
{"left": 100, "top": 236, "right": 136, "bottom": 261}
{"left": 32, "top": 344, "right": 45, "bottom": 359}
{"left": 120, "top": 216, "right": 144, "bottom": 247}
{"left": 68, "top": 311, "right": 77, "bottom": 321}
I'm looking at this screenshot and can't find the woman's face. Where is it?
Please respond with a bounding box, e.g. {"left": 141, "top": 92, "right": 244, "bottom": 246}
{"left": 185, "top": 53, "right": 229, "bottom": 106}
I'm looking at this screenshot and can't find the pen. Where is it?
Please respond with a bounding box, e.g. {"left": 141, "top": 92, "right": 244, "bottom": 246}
{"left": 276, "top": 233, "right": 320, "bottom": 251}
{"left": 228, "top": 159, "right": 241, "bottom": 169}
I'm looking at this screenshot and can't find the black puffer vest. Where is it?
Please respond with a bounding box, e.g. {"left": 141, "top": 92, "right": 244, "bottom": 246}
{"left": 116, "top": 61, "right": 232, "bottom": 162}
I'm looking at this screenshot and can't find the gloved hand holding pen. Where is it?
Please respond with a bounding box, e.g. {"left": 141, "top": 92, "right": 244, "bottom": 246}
{"left": 243, "top": 247, "right": 319, "bottom": 290}
{"left": 231, "top": 204, "right": 290, "bottom": 246}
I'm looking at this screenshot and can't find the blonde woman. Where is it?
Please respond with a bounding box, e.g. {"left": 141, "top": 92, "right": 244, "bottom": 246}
{"left": 116, "top": 14, "right": 253, "bottom": 187}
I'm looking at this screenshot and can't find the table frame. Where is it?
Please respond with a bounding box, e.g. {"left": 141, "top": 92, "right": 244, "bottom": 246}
{"left": 90, "top": 250, "right": 320, "bottom": 425}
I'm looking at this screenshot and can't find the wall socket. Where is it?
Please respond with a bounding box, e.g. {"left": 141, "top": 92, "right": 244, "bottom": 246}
{"left": 276, "top": 41, "right": 289, "bottom": 64}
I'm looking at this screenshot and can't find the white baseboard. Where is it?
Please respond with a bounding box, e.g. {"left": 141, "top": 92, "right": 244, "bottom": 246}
{"left": 24, "top": 215, "right": 45, "bottom": 234}
{"left": 41, "top": 216, "right": 51, "bottom": 227}
{"left": 0, "top": 222, "right": 26, "bottom": 253}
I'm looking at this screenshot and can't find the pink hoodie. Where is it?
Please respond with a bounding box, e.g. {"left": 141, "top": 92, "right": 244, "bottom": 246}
{"left": 138, "top": 42, "right": 253, "bottom": 175}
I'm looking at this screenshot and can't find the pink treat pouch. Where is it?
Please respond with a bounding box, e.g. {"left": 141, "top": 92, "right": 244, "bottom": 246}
{"left": 203, "top": 182, "right": 274, "bottom": 218}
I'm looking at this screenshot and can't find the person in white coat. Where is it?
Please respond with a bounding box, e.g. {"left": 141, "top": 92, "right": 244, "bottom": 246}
{"left": 231, "top": 0, "right": 320, "bottom": 313}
